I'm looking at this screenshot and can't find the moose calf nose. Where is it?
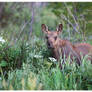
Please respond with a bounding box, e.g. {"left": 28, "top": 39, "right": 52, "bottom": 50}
{"left": 47, "top": 41, "right": 54, "bottom": 49}
{"left": 47, "top": 42, "right": 50, "bottom": 47}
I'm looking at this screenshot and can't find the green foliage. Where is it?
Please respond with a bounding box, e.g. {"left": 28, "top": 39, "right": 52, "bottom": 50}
{"left": 0, "top": 37, "right": 92, "bottom": 90}
{"left": 0, "top": 41, "right": 27, "bottom": 76}
{"left": 48, "top": 2, "right": 92, "bottom": 41}
{"left": 0, "top": 60, "right": 8, "bottom": 67}
{"left": 0, "top": 2, "right": 92, "bottom": 90}
{"left": 0, "top": 68, "right": 42, "bottom": 90}
{"left": 0, "top": 50, "right": 92, "bottom": 90}
{"left": 39, "top": 56, "right": 92, "bottom": 90}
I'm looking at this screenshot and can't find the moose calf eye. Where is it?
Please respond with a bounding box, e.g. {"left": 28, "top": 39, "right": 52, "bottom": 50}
{"left": 46, "top": 36, "right": 48, "bottom": 39}
{"left": 54, "top": 36, "right": 57, "bottom": 40}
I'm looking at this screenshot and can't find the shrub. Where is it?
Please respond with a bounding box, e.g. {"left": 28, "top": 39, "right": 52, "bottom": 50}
{"left": 0, "top": 41, "right": 27, "bottom": 77}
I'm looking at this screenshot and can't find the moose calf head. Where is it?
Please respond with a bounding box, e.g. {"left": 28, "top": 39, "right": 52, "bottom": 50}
{"left": 41, "top": 24, "right": 63, "bottom": 49}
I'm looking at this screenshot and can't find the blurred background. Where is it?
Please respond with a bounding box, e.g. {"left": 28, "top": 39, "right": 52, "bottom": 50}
{"left": 0, "top": 2, "right": 92, "bottom": 43}
{"left": 0, "top": 2, "right": 92, "bottom": 90}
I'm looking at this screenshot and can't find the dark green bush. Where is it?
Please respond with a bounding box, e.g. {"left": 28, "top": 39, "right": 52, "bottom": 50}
{"left": 0, "top": 41, "right": 27, "bottom": 76}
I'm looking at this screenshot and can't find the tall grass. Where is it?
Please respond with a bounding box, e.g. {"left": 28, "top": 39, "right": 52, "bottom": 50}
{"left": 0, "top": 37, "right": 92, "bottom": 90}
{"left": 40, "top": 56, "right": 92, "bottom": 90}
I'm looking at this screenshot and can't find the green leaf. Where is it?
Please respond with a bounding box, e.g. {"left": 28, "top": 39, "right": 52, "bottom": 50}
{"left": 0, "top": 60, "right": 8, "bottom": 67}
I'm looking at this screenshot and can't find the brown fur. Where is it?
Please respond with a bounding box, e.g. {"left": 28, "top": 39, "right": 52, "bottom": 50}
{"left": 41, "top": 24, "right": 92, "bottom": 65}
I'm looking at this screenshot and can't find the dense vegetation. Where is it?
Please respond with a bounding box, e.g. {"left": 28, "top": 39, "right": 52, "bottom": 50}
{"left": 0, "top": 2, "right": 92, "bottom": 90}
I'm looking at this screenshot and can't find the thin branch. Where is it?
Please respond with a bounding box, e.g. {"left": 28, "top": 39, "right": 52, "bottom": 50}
{"left": 17, "top": 20, "right": 30, "bottom": 40}
{"left": 61, "top": 14, "right": 80, "bottom": 33}
{"left": 28, "top": 3, "right": 35, "bottom": 40}
{"left": 63, "top": 2, "right": 80, "bottom": 31}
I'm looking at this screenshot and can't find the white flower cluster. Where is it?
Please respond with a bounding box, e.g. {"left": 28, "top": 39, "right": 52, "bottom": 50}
{"left": 0, "top": 37, "right": 6, "bottom": 43}
{"left": 49, "top": 57, "right": 57, "bottom": 62}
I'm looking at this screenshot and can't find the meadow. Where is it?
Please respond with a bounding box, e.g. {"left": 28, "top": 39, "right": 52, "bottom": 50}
{"left": 0, "top": 2, "right": 92, "bottom": 90}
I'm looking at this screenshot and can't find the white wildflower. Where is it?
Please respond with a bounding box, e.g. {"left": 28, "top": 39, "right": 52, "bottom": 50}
{"left": 49, "top": 57, "right": 57, "bottom": 63}
{"left": 34, "top": 55, "right": 43, "bottom": 58}
{"left": 0, "top": 37, "right": 6, "bottom": 43}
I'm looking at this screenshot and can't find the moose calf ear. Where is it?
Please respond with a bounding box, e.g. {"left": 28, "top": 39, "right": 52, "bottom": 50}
{"left": 56, "top": 24, "right": 63, "bottom": 33}
{"left": 41, "top": 24, "right": 48, "bottom": 33}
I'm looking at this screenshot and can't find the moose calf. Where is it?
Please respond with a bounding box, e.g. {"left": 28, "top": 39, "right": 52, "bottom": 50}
{"left": 41, "top": 24, "right": 92, "bottom": 65}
